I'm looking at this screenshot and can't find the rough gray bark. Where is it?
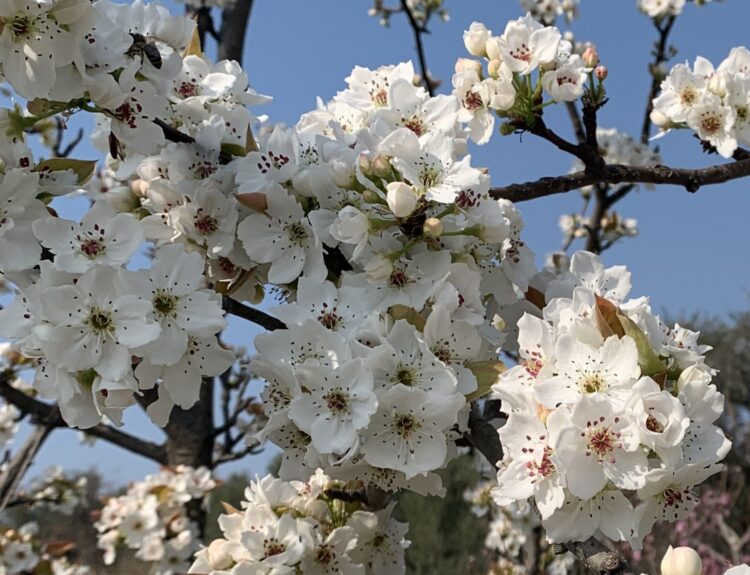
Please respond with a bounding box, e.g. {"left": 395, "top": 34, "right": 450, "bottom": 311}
{"left": 164, "top": 380, "right": 215, "bottom": 535}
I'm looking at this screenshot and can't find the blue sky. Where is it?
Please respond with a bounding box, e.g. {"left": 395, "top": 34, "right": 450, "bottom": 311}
{"left": 23, "top": 0, "right": 750, "bottom": 484}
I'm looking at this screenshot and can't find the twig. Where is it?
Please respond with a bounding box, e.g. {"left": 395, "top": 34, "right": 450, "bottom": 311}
{"left": 399, "top": 0, "right": 435, "bottom": 95}
{"left": 489, "top": 158, "right": 750, "bottom": 202}
{"left": 221, "top": 296, "right": 286, "bottom": 331}
{"left": 565, "top": 101, "right": 587, "bottom": 145}
{"left": 641, "top": 16, "right": 676, "bottom": 144}
{"left": 0, "top": 376, "right": 167, "bottom": 464}
{"left": 0, "top": 425, "right": 55, "bottom": 514}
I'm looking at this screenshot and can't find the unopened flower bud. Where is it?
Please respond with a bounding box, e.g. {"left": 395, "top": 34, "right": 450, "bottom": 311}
{"left": 650, "top": 109, "right": 675, "bottom": 130}
{"left": 386, "top": 182, "right": 418, "bottom": 218}
{"left": 358, "top": 153, "right": 372, "bottom": 175}
{"left": 422, "top": 217, "right": 443, "bottom": 237}
{"left": 660, "top": 546, "right": 702, "bottom": 575}
{"left": 455, "top": 58, "right": 482, "bottom": 76}
{"left": 485, "top": 37, "right": 501, "bottom": 61}
{"left": 362, "top": 189, "right": 381, "bottom": 204}
{"left": 371, "top": 155, "right": 393, "bottom": 179}
{"left": 463, "top": 22, "right": 490, "bottom": 57}
{"left": 206, "top": 539, "right": 233, "bottom": 570}
{"left": 595, "top": 66, "right": 608, "bottom": 80}
{"left": 499, "top": 122, "right": 516, "bottom": 136}
{"left": 487, "top": 58, "right": 503, "bottom": 78}
{"left": 130, "top": 179, "right": 149, "bottom": 197}
{"left": 582, "top": 46, "right": 599, "bottom": 68}
{"left": 708, "top": 74, "right": 727, "bottom": 98}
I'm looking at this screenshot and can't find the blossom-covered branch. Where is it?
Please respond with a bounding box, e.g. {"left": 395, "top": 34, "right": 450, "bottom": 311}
{"left": 0, "top": 377, "right": 167, "bottom": 464}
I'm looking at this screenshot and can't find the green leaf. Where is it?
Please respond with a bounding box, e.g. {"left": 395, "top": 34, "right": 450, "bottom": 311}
{"left": 36, "top": 158, "right": 97, "bottom": 185}
{"left": 465, "top": 360, "right": 506, "bottom": 402}
{"left": 220, "top": 142, "right": 248, "bottom": 158}
{"left": 617, "top": 312, "right": 668, "bottom": 377}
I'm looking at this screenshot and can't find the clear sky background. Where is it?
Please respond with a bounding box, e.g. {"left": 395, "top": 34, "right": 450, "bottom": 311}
{"left": 20, "top": 0, "right": 750, "bottom": 485}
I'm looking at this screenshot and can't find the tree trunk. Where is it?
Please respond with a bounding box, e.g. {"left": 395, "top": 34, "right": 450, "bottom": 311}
{"left": 165, "top": 0, "right": 254, "bottom": 539}
{"left": 164, "top": 379, "right": 215, "bottom": 536}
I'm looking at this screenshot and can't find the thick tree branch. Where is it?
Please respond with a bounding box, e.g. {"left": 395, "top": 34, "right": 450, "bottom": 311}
{"left": 464, "top": 400, "right": 504, "bottom": 468}
{"left": 222, "top": 296, "right": 286, "bottom": 331}
{"left": 218, "top": 0, "right": 255, "bottom": 64}
{"left": 489, "top": 158, "right": 750, "bottom": 202}
{"left": 0, "top": 377, "right": 167, "bottom": 465}
{"left": 399, "top": 0, "right": 435, "bottom": 96}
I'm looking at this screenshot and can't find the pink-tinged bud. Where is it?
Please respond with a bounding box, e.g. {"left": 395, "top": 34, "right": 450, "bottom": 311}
{"left": 455, "top": 58, "right": 482, "bottom": 76}
{"left": 358, "top": 153, "right": 371, "bottom": 175}
{"left": 595, "top": 65, "right": 608, "bottom": 80}
{"left": 371, "top": 155, "right": 393, "bottom": 178}
{"left": 130, "top": 179, "right": 149, "bottom": 197}
{"left": 660, "top": 546, "right": 702, "bottom": 575}
{"left": 235, "top": 192, "right": 268, "bottom": 212}
{"left": 422, "top": 217, "right": 443, "bottom": 237}
{"left": 487, "top": 58, "right": 503, "bottom": 78}
{"left": 582, "top": 46, "right": 600, "bottom": 68}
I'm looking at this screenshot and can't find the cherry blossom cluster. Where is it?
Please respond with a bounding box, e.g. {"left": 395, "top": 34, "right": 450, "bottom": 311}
{"left": 237, "top": 56, "right": 542, "bottom": 493}
{"left": 637, "top": 0, "right": 716, "bottom": 19}
{"left": 520, "top": 0, "right": 580, "bottom": 25}
{"left": 95, "top": 465, "right": 215, "bottom": 575}
{"left": 23, "top": 466, "right": 88, "bottom": 515}
{"left": 456, "top": 15, "right": 605, "bottom": 145}
{"left": 189, "top": 469, "right": 409, "bottom": 575}
{"left": 490, "top": 250, "right": 730, "bottom": 548}
{"left": 0, "top": 401, "right": 19, "bottom": 449}
{"left": 368, "top": 0, "right": 449, "bottom": 28}
{"left": 651, "top": 48, "right": 750, "bottom": 158}
{"left": 464, "top": 481, "right": 575, "bottom": 574}
{"left": 0, "top": 0, "right": 267, "bottom": 428}
{"left": 0, "top": 522, "right": 91, "bottom": 575}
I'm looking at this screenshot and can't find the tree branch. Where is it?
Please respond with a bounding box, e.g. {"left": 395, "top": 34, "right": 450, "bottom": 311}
{"left": 561, "top": 538, "right": 637, "bottom": 575}
{"left": 489, "top": 158, "right": 750, "bottom": 202}
{"left": 399, "top": 0, "right": 435, "bottom": 96}
{"left": 222, "top": 296, "right": 286, "bottom": 331}
{"left": 0, "top": 377, "right": 167, "bottom": 465}
{"left": 218, "top": 0, "right": 255, "bottom": 64}
{"left": 464, "top": 400, "right": 504, "bottom": 468}
{"left": 0, "top": 425, "right": 55, "bottom": 514}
